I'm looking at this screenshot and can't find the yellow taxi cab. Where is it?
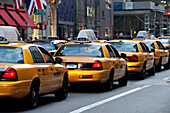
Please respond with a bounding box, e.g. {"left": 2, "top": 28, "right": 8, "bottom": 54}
{"left": 107, "top": 40, "right": 155, "bottom": 79}
{"left": 0, "top": 42, "right": 68, "bottom": 108}
{"left": 53, "top": 38, "right": 127, "bottom": 91}
{"left": 142, "top": 40, "right": 169, "bottom": 71}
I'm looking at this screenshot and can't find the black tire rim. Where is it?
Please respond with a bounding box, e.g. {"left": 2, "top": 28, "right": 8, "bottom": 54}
{"left": 31, "top": 86, "right": 38, "bottom": 107}
{"left": 63, "top": 77, "right": 68, "bottom": 98}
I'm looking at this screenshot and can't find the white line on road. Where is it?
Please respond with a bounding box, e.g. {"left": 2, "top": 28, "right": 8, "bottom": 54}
{"left": 163, "top": 77, "right": 170, "bottom": 81}
{"left": 70, "top": 85, "right": 151, "bottom": 113}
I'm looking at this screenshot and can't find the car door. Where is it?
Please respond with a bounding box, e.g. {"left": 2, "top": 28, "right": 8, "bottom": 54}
{"left": 105, "top": 45, "right": 120, "bottom": 79}
{"left": 109, "top": 45, "right": 126, "bottom": 78}
{"left": 156, "top": 41, "right": 169, "bottom": 65}
{"left": 29, "top": 46, "right": 53, "bottom": 94}
{"left": 37, "top": 47, "right": 62, "bottom": 91}
{"left": 140, "top": 42, "right": 154, "bottom": 70}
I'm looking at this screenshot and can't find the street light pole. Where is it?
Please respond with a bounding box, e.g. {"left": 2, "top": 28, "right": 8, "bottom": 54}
{"left": 46, "top": 1, "right": 51, "bottom": 39}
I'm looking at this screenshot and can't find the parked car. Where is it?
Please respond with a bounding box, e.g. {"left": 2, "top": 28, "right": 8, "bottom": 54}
{"left": 107, "top": 40, "right": 155, "bottom": 79}
{"left": 0, "top": 26, "right": 20, "bottom": 41}
{"left": 0, "top": 42, "right": 68, "bottom": 108}
{"left": 143, "top": 40, "right": 169, "bottom": 71}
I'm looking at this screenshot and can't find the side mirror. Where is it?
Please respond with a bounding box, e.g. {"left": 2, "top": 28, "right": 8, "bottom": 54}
{"left": 55, "top": 57, "right": 62, "bottom": 64}
{"left": 150, "top": 49, "right": 155, "bottom": 52}
{"left": 166, "top": 46, "right": 169, "bottom": 50}
{"left": 121, "top": 53, "right": 126, "bottom": 59}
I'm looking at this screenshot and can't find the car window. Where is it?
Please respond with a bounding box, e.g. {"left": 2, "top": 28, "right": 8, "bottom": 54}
{"left": 143, "top": 41, "right": 155, "bottom": 49}
{"left": 55, "top": 44, "right": 104, "bottom": 57}
{"left": 0, "top": 46, "right": 24, "bottom": 63}
{"left": 105, "top": 45, "right": 116, "bottom": 58}
{"left": 109, "top": 42, "right": 138, "bottom": 52}
{"left": 139, "top": 42, "right": 148, "bottom": 52}
{"left": 109, "top": 45, "right": 120, "bottom": 58}
{"left": 140, "top": 42, "right": 149, "bottom": 52}
{"left": 29, "top": 46, "right": 45, "bottom": 63}
{"left": 156, "top": 41, "right": 165, "bottom": 50}
{"left": 33, "top": 42, "right": 55, "bottom": 51}
{"left": 38, "top": 47, "right": 54, "bottom": 63}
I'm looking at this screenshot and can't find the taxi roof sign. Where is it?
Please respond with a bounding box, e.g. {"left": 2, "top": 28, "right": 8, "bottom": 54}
{"left": 77, "top": 29, "right": 98, "bottom": 42}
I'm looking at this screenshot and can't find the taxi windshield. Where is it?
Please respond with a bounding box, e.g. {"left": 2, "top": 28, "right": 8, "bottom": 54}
{"left": 0, "top": 46, "right": 24, "bottom": 63}
{"left": 109, "top": 42, "right": 138, "bottom": 52}
{"left": 55, "top": 44, "right": 104, "bottom": 57}
{"left": 143, "top": 41, "right": 155, "bottom": 49}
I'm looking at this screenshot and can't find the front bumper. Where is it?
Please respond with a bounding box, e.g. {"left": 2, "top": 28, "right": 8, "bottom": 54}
{"left": 0, "top": 80, "right": 31, "bottom": 99}
{"left": 68, "top": 70, "right": 109, "bottom": 83}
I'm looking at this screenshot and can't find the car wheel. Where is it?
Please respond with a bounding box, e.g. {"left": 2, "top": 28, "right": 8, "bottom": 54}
{"left": 148, "top": 65, "right": 155, "bottom": 76}
{"left": 104, "top": 71, "right": 113, "bottom": 91}
{"left": 156, "top": 58, "right": 162, "bottom": 72}
{"left": 118, "top": 68, "right": 128, "bottom": 86}
{"left": 55, "top": 73, "right": 69, "bottom": 101}
{"left": 27, "top": 81, "right": 39, "bottom": 109}
{"left": 164, "top": 63, "right": 169, "bottom": 70}
{"left": 138, "top": 67, "right": 146, "bottom": 80}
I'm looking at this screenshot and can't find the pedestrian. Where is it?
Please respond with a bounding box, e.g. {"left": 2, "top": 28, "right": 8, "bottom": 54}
{"left": 34, "top": 37, "right": 37, "bottom": 40}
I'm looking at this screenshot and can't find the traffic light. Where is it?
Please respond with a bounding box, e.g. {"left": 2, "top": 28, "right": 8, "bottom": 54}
{"left": 50, "top": 0, "right": 56, "bottom": 6}
{"left": 133, "top": 31, "right": 136, "bottom": 34}
{"left": 167, "top": 12, "right": 170, "bottom": 16}
{"left": 37, "top": 23, "right": 42, "bottom": 30}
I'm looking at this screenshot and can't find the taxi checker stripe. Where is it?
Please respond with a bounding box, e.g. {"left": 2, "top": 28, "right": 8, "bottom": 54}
{"left": 70, "top": 85, "right": 151, "bottom": 113}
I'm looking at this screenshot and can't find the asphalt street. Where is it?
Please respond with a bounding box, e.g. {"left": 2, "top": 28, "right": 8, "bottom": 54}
{"left": 1, "top": 67, "right": 170, "bottom": 113}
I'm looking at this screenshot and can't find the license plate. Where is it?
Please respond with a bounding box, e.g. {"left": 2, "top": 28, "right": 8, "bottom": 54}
{"left": 66, "top": 64, "right": 77, "bottom": 69}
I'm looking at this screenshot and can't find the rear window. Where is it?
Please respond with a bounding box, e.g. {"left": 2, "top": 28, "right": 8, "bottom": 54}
{"left": 33, "top": 42, "right": 55, "bottom": 51}
{"left": 0, "top": 46, "right": 24, "bottom": 63}
{"left": 55, "top": 44, "right": 104, "bottom": 57}
{"left": 109, "top": 42, "right": 138, "bottom": 52}
{"left": 143, "top": 41, "right": 155, "bottom": 49}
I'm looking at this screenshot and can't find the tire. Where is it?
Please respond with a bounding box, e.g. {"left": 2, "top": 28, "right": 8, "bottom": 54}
{"left": 27, "top": 81, "right": 39, "bottom": 109}
{"left": 164, "top": 63, "right": 169, "bottom": 70}
{"left": 156, "top": 58, "right": 162, "bottom": 72}
{"left": 148, "top": 65, "right": 155, "bottom": 76}
{"left": 104, "top": 71, "right": 113, "bottom": 91}
{"left": 138, "top": 66, "right": 146, "bottom": 80}
{"left": 55, "top": 73, "right": 69, "bottom": 101}
{"left": 118, "top": 68, "right": 128, "bottom": 86}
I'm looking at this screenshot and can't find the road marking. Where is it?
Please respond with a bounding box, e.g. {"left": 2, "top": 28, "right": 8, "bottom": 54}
{"left": 163, "top": 77, "right": 170, "bottom": 81}
{"left": 70, "top": 85, "right": 151, "bottom": 113}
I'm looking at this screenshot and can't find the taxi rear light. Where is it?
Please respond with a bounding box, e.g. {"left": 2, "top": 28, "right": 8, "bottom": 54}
{"left": 2, "top": 68, "right": 18, "bottom": 81}
{"left": 49, "top": 52, "right": 52, "bottom": 56}
{"left": 92, "top": 61, "right": 103, "bottom": 70}
{"left": 130, "top": 54, "right": 138, "bottom": 62}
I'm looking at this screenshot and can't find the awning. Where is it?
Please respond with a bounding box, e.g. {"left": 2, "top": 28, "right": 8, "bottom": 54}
{"left": 18, "top": 9, "right": 37, "bottom": 29}
{"left": 0, "top": 19, "right": 5, "bottom": 26}
{"left": 0, "top": 6, "right": 17, "bottom": 27}
{"left": 5, "top": 6, "right": 28, "bottom": 29}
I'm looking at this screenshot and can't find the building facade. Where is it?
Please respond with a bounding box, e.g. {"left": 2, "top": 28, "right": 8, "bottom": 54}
{"left": 113, "top": 0, "right": 169, "bottom": 38}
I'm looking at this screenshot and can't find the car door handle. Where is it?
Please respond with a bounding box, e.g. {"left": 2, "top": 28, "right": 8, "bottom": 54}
{"left": 51, "top": 68, "right": 53, "bottom": 71}
{"left": 38, "top": 69, "right": 41, "bottom": 72}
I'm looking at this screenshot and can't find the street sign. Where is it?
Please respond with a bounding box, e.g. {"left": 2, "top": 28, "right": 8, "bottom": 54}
{"left": 150, "top": 19, "right": 155, "bottom": 22}
{"left": 34, "top": 9, "right": 46, "bottom": 15}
